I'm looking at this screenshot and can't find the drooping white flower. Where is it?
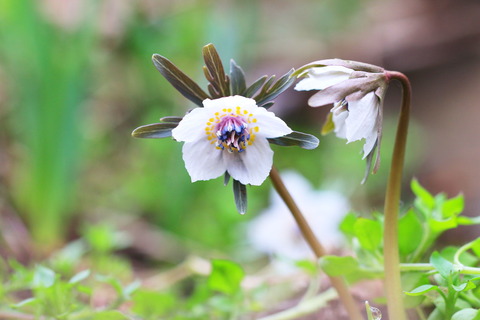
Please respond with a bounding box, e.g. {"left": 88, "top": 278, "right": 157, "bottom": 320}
{"left": 295, "top": 62, "right": 388, "bottom": 164}
{"left": 171, "top": 95, "right": 292, "bottom": 186}
{"left": 247, "top": 170, "right": 349, "bottom": 263}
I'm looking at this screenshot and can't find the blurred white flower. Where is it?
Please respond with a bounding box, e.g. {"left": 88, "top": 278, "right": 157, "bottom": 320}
{"left": 172, "top": 95, "right": 292, "bottom": 186}
{"left": 247, "top": 171, "right": 350, "bottom": 262}
{"left": 295, "top": 60, "right": 388, "bottom": 166}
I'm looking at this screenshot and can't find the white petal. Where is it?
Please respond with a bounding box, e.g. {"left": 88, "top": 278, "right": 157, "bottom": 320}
{"left": 294, "top": 66, "right": 354, "bottom": 91}
{"left": 344, "top": 92, "right": 379, "bottom": 144}
{"left": 181, "top": 139, "right": 226, "bottom": 182}
{"left": 172, "top": 108, "right": 210, "bottom": 143}
{"left": 251, "top": 107, "right": 292, "bottom": 138}
{"left": 332, "top": 109, "right": 348, "bottom": 139}
{"left": 203, "top": 95, "right": 257, "bottom": 110}
{"left": 224, "top": 137, "right": 273, "bottom": 186}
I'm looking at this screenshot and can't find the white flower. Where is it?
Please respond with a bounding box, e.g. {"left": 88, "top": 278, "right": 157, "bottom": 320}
{"left": 295, "top": 63, "right": 388, "bottom": 161}
{"left": 171, "top": 95, "right": 292, "bottom": 186}
{"left": 247, "top": 170, "right": 350, "bottom": 262}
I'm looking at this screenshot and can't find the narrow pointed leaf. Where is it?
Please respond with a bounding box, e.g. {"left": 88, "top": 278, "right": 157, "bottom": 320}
{"left": 224, "top": 172, "right": 231, "bottom": 186}
{"left": 267, "top": 131, "right": 319, "bottom": 150}
{"left": 233, "top": 180, "right": 247, "bottom": 214}
{"left": 152, "top": 54, "right": 209, "bottom": 107}
{"left": 230, "top": 59, "right": 246, "bottom": 95}
{"left": 255, "top": 69, "right": 296, "bottom": 107}
{"left": 202, "top": 44, "right": 230, "bottom": 97}
{"left": 132, "top": 123, "right": 178, "bottom": 139}
{"left": 243, "top": 75, "right": 267, "bottom": 98}
{"left": 160, "top": 116, "right": 183, "bottom": 124}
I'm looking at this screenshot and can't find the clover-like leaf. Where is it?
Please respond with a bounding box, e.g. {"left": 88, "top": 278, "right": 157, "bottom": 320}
{"left": 233, "top": 179, "right": 247, "bottom": 215}
{"left": 202, "top": 44, "right": 230, "bottom": 98}
{"left": 267, "top": 131, "right": 319, "bottom": 150}
{"left": 152, "top": 54, "right": 209, "bottom": 107}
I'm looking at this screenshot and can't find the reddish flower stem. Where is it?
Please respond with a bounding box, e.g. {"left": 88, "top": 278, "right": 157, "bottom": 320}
{"left": 383, "top": 71, "right": 411, "bottom": 320}
{"left": 269, "top": 166, "right": 362, "bottom": 320}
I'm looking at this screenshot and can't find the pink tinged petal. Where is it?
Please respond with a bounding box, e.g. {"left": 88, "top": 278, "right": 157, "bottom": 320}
{"left": 224, "top": 137, "right": 273, "bottom": 186}
{"left": 252, "top": 108, "right": 292, "bottom": 138}
{"left": 344, "top": 92, "right": 380, "bottom": 156}
{"left": 172, "top": 107, "right": 211, "bottom": 143}
{"left": 181, "top": 139, "right": 227, "bottom": 182}
{"left": 294, "top": 66, "right": 354, "bottom": 91}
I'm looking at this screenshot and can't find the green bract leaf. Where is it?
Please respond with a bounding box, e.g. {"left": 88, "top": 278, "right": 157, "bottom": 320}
{"left": 208, "top": 260, "right": 245, "bottom": 295}
{"left": 398, "top": 210, "right": 423, "bottom": 255}
{"left": 202, "top": 44, "right": 230, "bottom": 98}
{"left": 452, "top": 309, "right": 480, "bottom": 320}
{"left": 411, "top": 179, "right": 435, "bottom": 211}
{"left": 319, "top": 255, "right": 358, "bottom": 277}
{"left": 452, "top": 280, "right": 476, "bottom": 292}
{"left": 243, "top": 76, "right": 267, "bottom": 98}
{"left": 354, "top": 218, "right": 382, "bottom": 251}
{"left": 255, "top": 69, "right": 295, "bottom": 108}
{"left": 230, "top": 59, "right": 246, "bottom": 95}
{"left": 430, "top": 251, "right": 454, "bottom": 278}
{"left": 33, "top": 265, "right": 56, "bottom": 288}
{"left": 132, "top": 122, "right": 178, "bottom": 139}
{"left": 404, "top": 284, "right": 439, "bottom": 296}
{"left": 233, "top": 180, "right": 247, "bottom": 214}
{"left": 267, "top": 131, "right": 319, "bottom": 150}
{"left": 152, "top": 54, "right": 209, "bottom": 107}
{"left": 69, "top": 269, "right": 90, "bottom": 284}
{"left": 321, "top": 112, "right": 334, "bottom": 135}
{"left": 441, "top": 194, "right": 464, "bottom": 219}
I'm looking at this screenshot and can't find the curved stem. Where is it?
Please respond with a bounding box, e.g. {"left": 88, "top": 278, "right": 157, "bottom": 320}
{"left": 383, "top": 71, "right": 411, "bottom": 320}
{"left": 269, "top": 166, "right": 363, "bottom": 320}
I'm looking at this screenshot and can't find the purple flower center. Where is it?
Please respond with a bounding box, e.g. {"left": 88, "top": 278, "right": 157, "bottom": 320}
{"left": 215, "top": 115, "right": 250, "bottom": 153}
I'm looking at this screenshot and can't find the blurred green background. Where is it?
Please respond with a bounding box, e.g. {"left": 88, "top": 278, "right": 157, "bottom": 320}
{"left": 1, "top": 0, "right": 477, "bottom": 257}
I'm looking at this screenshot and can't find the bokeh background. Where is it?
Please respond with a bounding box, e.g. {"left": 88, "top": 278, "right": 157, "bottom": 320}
{"left": 1, "top": 0, "right": 479, "bottom": 263}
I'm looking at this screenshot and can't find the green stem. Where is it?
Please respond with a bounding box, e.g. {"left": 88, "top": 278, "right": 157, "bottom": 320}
{"left": 269, "top": 166, "right": 362, "bottom": 320}
{"left": 383, "top": 71, "right": 411, "bottom": 320}
{"left": 400, "top": 263, "right": 480, "bottom": 275}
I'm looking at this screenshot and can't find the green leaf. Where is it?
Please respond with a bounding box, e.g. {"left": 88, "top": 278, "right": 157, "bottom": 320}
{"left": 132, "top": 290, "right": 176, "bottom": 317}
{"left": 339, "top": 212, "right": 357, "bottom": 237}
{"left": 202, "top": 44, "right": 230, "bottom": 98}
{"left": 33, "top": 265, "right": 56, "bottom": 288}
{"left": 452, "top": 309, "right": 480, "bottom": 320}
{"left": 471, "top": 238, "right": 480, "bottom": 258}
{"left": 255, "top": 69, "right": 296, "bottom": 107}
{"left": 398, "top": 210, "right": 423, "bottom": 255}
{"left": 295, "top": 260, "right": 319, "bottom": 275}
{"left": 243, "top": 76, "right": 267, "bottom": 98}
{"left": 441, "top": 194, "right": 464, "bottom": 219}
{"left": 230, "top": 59, "right": 246, "bottom": 95}
{"left": 404, "top": 284, "right": 438, "bottom": 296}
{"left": 152, "top": 54, "right": 209, "bottom": 107}
{"left": 319, "top": 255, "right": 358, "bottom": 277}
{"left": 452, "top": 281, "right": 476, "bottom": 292}
{"left": 208, "top": 260, "right": 245, "bottom": 295}
{"left": 233, "top": 180, "right": 247, "bottom": 214}
{"left": 91, "top": 310, "right": 130, "bottom": 320}
{"left": 354, "top": 218, "right": 382, "bottom": 251}
{"left": 159, "top": 116, "right": 183, "bottom": 124}
{"left": 69, "top": 269, "right": 90, "bottom": 284}
{"left": 430, "top": 251, "right": 454, "bottom": 278}
{"left": 321, "top": 112, "right": 334, "bottom": 135}
{"left": 267, "top": 131, "right": 319, "bottom": 150}
{"left": 12, "top": 297, "right": 37, "bottom": 308}
{"left": 132, "top": 122, "right": 178, "bottom": 139}
{"left": 411, "top": 179, "right": 435, "bottom": 210}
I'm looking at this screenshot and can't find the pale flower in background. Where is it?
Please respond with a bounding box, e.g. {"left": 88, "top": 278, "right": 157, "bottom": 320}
{"left": 295, "top": 60, "right": 389, "bottom": 175}
{"left": 172, "top": 95, "right": 292, "bottom": 186}
{"left": 247, "top": 171, "right": 350, "bottom": 262}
